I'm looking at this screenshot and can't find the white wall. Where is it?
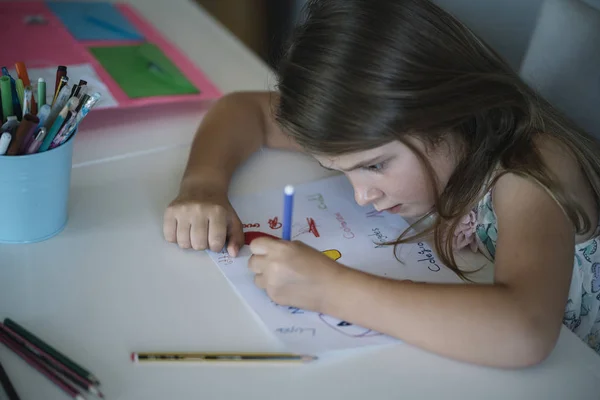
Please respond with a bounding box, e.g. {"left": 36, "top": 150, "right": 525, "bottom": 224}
{"left": 432, "top": 0, "right": 545, "bottom": 69}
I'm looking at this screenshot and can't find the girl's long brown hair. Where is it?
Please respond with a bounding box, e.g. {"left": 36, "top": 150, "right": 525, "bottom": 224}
{"left": 273, "top": 0, "right": 600, "bottom": 280}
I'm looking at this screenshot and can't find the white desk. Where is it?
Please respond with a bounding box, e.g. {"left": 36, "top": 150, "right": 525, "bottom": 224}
{"left": 1, "top": 1, "right": 600, "bottom": 399}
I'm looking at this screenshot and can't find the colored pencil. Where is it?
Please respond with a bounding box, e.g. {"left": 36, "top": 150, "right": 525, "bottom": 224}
{"left": 131, "top": 352, "right": 317, "bottom": 363}
{"left": 282, "top": 185, "right": 295, "bottom": 240}
{"left": 0, "top": 332, "right": 85, "bottom": 400}
{"left": 3, "top": 319, "right": 100, "bottom": 386}
{"left": 0, "top": 324, "right": 102, "bottom": 398}
{"left": 0, "top": 358, "right": 20, "bottom": 400}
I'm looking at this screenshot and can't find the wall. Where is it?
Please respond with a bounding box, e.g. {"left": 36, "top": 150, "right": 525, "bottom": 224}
{"left": 431, "top": 0, "right": 545, "bottom": 69}
{"left": 194, "top": 0, "right": 268, "bottom": 60}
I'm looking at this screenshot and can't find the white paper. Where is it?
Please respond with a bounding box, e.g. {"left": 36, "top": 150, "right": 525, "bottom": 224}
{"left": 207, "top": 175, "right": 462, "bottom": 354}
{"left": 9, "top": 63, "right": 118, "bottom": 109}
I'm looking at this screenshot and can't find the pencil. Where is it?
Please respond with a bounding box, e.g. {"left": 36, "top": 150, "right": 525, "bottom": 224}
{"left": 3, "top": 319, "right": 100, "bottom": 386}
{"left": 282, "top": 185, "right": 295, "bottom": 240}
{"left": 0, "top": 332, "right": 85, "bottom": 400}
{"left": 0, "top": 323, "right": 103, "bottom": 398}
{"left": 131, "top": 352, "right": 317, "bottom": 363}
{"left": 54, "top": 65, "right": 67, "bottom": 100}
{"left": 52, "top": 76, "right": 68, "bottom": 107}
{"left": 0, "top": 357, "right": 20, "bottom": 400}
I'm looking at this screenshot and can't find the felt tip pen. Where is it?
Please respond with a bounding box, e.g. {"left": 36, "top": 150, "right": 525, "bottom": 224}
{"left": 1, "top": 68, "right": 21, "bottom": 119}
{"left": 16, "top": 61, "right": 36, "bottom": 114}
{"left": 22, "top": 86, "right": 32, "bottom": 116}
{"left": 0, "top": 132, "right": 12, "bottom": 155}
{"left": 36, "top": 104, "right": 51, "bottom": 127}
{"left": 26, "top": 128, "right": 46, "bottom": 154}
{"left": 282, "top": 185, "right": 295, "bottom": 240}
{"left": 15, "top": 79, "right": 25, "bottom": 109}
{"left": 38, "top": 77, "right": 46, "bottom": 107}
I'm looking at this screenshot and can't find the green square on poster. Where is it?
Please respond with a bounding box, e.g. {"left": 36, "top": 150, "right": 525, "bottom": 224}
{"left": 89, "top": 43, "right": 199, "bottom": 98}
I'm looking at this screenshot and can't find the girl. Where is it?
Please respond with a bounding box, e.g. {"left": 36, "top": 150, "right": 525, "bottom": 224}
{"left": 164, "top": 0, "right": 600, "bottom": 367}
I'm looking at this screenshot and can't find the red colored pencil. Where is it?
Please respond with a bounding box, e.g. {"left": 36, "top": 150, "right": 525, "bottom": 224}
{"left": 0, "top": 332, "right": 86, "bottom": 400}
{"left": 0, "top": 324, "right": 102, "bottom": 398}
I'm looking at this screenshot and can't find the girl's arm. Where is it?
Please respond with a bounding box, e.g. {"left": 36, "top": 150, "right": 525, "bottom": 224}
{"left": 180, "top": 91, "right": 302, "bottom": 190}
{"left": 322, "top": 173, "right": 576, "bottom": 368}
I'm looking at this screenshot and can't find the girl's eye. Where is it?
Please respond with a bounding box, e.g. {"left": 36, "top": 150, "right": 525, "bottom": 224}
{"left": 364, "top": 161, "right": 386, "bottom": 173}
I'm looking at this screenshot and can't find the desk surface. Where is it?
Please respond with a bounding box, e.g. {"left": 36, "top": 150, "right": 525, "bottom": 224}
{"left": 1, "top": 1, "right": 600, "bottom": 400}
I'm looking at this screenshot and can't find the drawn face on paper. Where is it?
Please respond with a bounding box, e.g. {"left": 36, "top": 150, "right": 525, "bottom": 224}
{"left": 313, "top": 139, "right": 457, "bottom": 219}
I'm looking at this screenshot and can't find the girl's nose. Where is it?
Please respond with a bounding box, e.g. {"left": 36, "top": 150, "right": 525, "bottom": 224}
{"left": 354, "top": 185, "right": 383, "bottom": 206}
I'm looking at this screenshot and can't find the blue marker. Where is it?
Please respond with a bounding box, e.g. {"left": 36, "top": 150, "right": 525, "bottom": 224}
{"left": 282, "top": 185, "right": 295, "bottom": 240}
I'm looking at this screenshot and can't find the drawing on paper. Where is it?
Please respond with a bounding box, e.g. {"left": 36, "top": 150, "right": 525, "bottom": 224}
{"left": 244, "top": 231, "right": 280, "bottom": 245}
{"left": 207, "top": 175, "right": 463, "bottom": 354}
{"left": 322, "top": 249, "right": 342, "bottom": 261}
{"left": 268, "top": 216, "right": 282, "bottom": 230}
{"left": 318, "top": 314, "right": 383, "bottom": 338}
{"left": 293, "top": 217, "right": 321, "bottom": 238}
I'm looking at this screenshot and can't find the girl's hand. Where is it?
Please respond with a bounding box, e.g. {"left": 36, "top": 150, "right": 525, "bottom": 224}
{"left": 248, "top": 238, "right": 344, "bottom": 311}
{"left": 163, "top": 182, "right": 245, "bottom": 256}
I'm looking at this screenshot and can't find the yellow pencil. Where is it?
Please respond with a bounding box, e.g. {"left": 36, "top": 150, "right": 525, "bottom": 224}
{"left": 131, "top": 352, "right": 317, "bottom": 363}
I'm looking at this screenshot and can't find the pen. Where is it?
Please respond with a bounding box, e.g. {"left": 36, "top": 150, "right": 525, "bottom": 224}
{"left": 131, "top": 352, "right": 317, "bottom": 363}
{"left": 1, "top": 116, "right": 19, "bottom": 133}
{"left": 54, "top": 65, "right": 67, "bottom": 100}
{"left": 52, "top": 76, "right": 68, "bottom": 106}
{"left": 55, "top": 92, "right": 101, "bottom": 147}
{"left": 39, "top": 97, "right": 78, "bottom": 152}
{"left": 15, "top": 79, "right": 25, "bottom": 110}
{"left": 70, "top": 84, "right": 79, "bottom": 98}
{"left": 22, "top": 86, "right": 32, "bottom": 116}
{"left": 25, "top": 127, "right": 46, "bottom": 154}
{"left": 76, "top": 80, "right": 87, "bottom": 97}
{"left": 0, "top": 76, "right": 14, "bottom": 121}
{"left": 36, "top": 104, "right": 51, "bottom": 127}
{"left": 1, "top": 68, "right": 22, "bottom": 120}
{"left": 0, "top": 132, "right": 12, "bottom": 155}
{"left": 45, "top": 84, "right": 71, "bottom": 129}
{"left": 6, "top": 113, "right": 39, "bottom": 156}
{"left": 15, "top": 62, "right": 36, "bottom": 114}
{"left": 50, "top": 111, "right": 76, "bottom": 149}
{"left": 17, "top": 113, "right": 40, "bottom": 154}
{"left": 282, "top": 185, "right": 295, "bottom": 240}
{"left": 37, "top": 77, "right": 46, "bottom": 108}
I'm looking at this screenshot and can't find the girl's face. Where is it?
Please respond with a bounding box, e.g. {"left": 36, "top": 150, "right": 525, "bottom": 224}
{"left": 313, "top": 139, "right": 458, "bottom": 218}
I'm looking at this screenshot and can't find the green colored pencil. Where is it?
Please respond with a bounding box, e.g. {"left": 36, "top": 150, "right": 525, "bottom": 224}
{"left": 3, "top": 319, "right": 100, "bottom": 386}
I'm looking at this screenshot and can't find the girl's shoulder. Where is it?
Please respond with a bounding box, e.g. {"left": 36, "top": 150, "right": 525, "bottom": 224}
{"left": 460, "top": 136, "right": 600, "bottom": 259}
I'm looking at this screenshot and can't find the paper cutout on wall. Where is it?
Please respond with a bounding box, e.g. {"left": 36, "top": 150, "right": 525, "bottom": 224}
{"left": 0, "top": 2, "right": 91, "bottom": 67}
{"left": 88, "top": 43, "right": 199, "bottom": 98}
{"left": 47, "top": 2, "right": 144, "bottom": 41}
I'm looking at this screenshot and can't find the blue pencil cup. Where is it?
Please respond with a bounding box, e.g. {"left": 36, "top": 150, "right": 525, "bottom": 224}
{"left": 0, "top": 136, "right": 75, "bottom": 244}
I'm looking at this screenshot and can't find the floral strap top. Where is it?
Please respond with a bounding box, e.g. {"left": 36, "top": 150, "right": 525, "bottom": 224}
{"left": 459, "top": 188, "right": 600, "bottom": 355}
